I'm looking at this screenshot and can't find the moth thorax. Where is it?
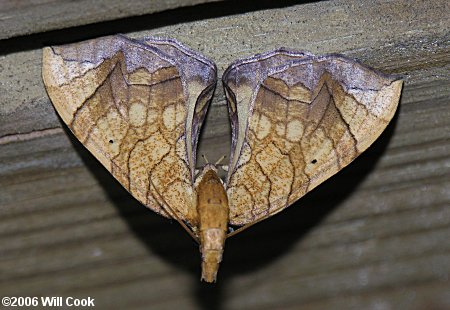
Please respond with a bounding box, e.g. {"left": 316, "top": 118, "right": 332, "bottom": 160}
{"left": 196, "top": 166, "right": 229, "bottom": 282}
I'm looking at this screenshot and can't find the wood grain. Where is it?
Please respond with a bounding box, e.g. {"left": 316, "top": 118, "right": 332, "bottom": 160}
{"left": 0, "top": 0, "right": 224, "bottom": 40}
{"left": 0, "top": 0, "right": 449, "bottom": 309}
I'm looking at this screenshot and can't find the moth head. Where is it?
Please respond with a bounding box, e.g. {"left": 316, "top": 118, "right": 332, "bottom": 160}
{"left": 194, "top": 163, "right": 226, "bottom": 188}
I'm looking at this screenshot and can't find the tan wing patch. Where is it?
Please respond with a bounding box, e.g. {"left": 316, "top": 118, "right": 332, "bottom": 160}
{"left": 43, "top": 35, "right": 216, "bottom": 226}
{"left": 224, "top": 52, "right": 402, "bottom": 225}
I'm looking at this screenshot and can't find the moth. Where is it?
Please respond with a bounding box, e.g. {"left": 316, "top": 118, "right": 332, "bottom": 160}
{"left": 42, "top": 34, "right": 402, "bottom": 282}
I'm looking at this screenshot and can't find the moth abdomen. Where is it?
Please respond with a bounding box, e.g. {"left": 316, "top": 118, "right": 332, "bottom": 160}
{"left": 196, "top": 165, "right": 229, "bottom": 282}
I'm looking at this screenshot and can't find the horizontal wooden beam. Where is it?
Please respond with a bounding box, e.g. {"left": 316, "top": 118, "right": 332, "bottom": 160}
{"left": 0, "top": 0, "right": 224, "bottom": 40}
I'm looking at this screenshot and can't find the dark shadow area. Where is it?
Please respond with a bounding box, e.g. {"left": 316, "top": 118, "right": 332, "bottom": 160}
{"left": 61, "top": 123, "right": 201, "bottom": 274}
{"left": 0, "top": 0, "right": 320, "bottom": 55}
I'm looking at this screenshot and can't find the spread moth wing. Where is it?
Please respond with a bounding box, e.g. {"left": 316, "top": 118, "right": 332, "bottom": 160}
{"left": 223, "top": 50, "right": 402, "bottom": 225}
{"left": 43, "top": 35, "right": 217, "bottom": 226}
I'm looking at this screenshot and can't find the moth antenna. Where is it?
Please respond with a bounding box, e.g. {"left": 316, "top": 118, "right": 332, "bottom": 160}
{"left": 202, "top": 154, "right": 209, "bottom": 164}
{"left": 227, "top": 223, "right": 254, "bottom": 238}
{"left": 227, "top": 200, "right": 290, "bottom": 238}
{"left": 149, "top": 178, "right": 199, "bottom": 243}
{"left": 215, "top": 155, "right": 226, "bottom": 165}
{"left": 227, "top": 215, "right": 269, "bottom": 238}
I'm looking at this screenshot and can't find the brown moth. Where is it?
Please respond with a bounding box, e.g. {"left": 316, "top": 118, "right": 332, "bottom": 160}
{"left": 42, "top": 34, "right": 402, "bottom": 282}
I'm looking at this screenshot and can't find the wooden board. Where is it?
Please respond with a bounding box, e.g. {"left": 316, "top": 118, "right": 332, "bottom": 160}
{"left": 0, "top": 0, "right": 449, "bottom": 309}
{"left": 0, "top": 0, "right": 224, "bottom": 40}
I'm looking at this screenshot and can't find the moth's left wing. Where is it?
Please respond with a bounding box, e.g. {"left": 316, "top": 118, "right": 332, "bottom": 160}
{"left": 223, "top": 50, "right": 402, "bottom": 226}
{"left": 43, "top": 35, "right": 216, "bottom": 226}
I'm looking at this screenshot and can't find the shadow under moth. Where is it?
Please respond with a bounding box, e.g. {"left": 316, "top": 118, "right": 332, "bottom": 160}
{"left": 42, "top": 34, "right": 402, "bottom": 282}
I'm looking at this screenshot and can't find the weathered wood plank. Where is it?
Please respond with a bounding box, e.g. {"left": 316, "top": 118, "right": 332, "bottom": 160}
{"left": 0, "top": 0, "right": 449, "bottom": 309}
{"left": 0, "top": 0, "right": 224, "bottom": 40}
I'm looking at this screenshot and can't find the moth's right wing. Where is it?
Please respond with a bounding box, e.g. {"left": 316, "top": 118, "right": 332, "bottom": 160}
{"left": 223, "top": 50, "right": 402, "bottom": 226}
{"left": 43, "top": 35, "right": 217, "bottom": 226}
